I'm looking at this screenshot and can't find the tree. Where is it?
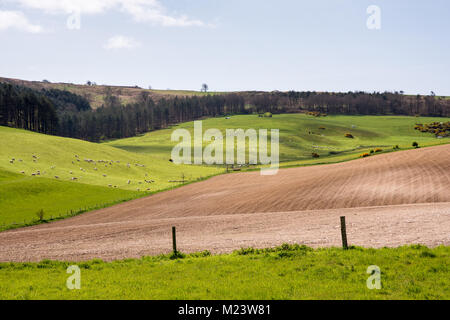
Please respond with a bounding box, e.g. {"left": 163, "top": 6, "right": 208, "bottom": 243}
{"left": 201, "top": 83, "right": 209, "bottom": 92}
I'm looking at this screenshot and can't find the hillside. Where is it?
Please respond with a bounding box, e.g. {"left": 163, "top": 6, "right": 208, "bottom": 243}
{"left": 0, "top": 126, "right": 223, "bottom": 226}
{"left": 0, "top": 144, "right": 448, "bottom": 261}
{"left": 106, "top": 114, "right": 450, "bottom": 164}
{"left": 0, "top": 77, "right": 215, "bottom": 109}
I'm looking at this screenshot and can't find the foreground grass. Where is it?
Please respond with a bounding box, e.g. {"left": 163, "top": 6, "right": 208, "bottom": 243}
{"left": 0, "top": 245, "right": 448, "bottom": 300}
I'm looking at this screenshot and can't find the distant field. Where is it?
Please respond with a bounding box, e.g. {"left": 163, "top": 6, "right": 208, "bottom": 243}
{"left": 0, "top": 126, "right": 223, "bottom": 227}
{"left": 0, "top": 77, "right": 216, "bottom": 108}
{"left": 106, "top": 114, "right": 450, "bottom": 166}
{"left": 0, "top": 245, "right": 448, "bottom": 300}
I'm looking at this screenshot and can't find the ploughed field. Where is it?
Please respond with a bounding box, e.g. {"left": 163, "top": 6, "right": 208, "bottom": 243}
{"left": 0, "top": 144, "right": 448, "bottom": 262}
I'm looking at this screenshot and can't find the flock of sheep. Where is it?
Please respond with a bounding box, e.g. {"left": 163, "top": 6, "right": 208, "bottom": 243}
{"left": 8, "top": 154, "right": 154, "bottom": 191}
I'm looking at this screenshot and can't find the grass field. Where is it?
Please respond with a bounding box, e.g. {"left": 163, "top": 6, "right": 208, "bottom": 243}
{"left": 0, "top": 126, "right": 223, "bottom": 227}
{"left": 106, "top": 114, "right": 450, "bottom": 166}
{"left": 0, "top": 244, "right": 448, "bottom": 300}
{"left": 0, "top": 169, "right": 142, "bottom": 228}
{"left": 1, "top": 114, "right": 449, "bottom": 229}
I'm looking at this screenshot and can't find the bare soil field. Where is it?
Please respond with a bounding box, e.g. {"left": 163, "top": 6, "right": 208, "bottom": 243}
{"left": 0, "top": 144, "right": 449, "bottom": 262}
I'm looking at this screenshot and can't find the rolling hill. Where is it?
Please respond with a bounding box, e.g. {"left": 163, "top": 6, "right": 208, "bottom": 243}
{"left": 106, "top": 114, "right": 450, "bottom": 165}
{"left": 0, "top": 77, "right": 216, "bottom": 109}
{"left": 0, "top": 126, "right": 223, "bottom": 227}
{"left": 0, "top": 144, "right": 448, "bottom": 262}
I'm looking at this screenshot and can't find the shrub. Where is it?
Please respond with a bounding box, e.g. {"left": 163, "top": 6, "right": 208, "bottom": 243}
{"left": 412, "top": 141, "right": 419, "bottom": 148}
{"left": 370, "top": 150, "right": 374, "bottom": 154}
{"left": 319, "top": 126, "right": 326, "bottom": 130}
{"left": 393, "top": 145, "right": 400, "bottom": 150}
{"left": 360, "top": 153, "right": 370, "bottom": 158}
{"left": 345, "top": 133, "right": 354, "bottom": 139}
{"left": 375, "top": 148, "right": 383, "bottom": 153}
{"left": 235, "top": 247, "right": 256, "bottom": 255}
{"left": 312, "top": 152, "right": 320, "bottom": 158}
{"left": 35, "top": 209, "right": 45, "bottom": 221}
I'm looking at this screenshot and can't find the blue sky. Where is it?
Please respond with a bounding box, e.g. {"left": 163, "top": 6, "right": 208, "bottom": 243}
{"left": 1, "top": 0, "right": 449, "bottom": 95}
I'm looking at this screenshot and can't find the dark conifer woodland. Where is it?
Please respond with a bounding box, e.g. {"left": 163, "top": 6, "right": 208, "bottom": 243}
{"left": 1, "top": 82, "right": 449, "bottom": 142}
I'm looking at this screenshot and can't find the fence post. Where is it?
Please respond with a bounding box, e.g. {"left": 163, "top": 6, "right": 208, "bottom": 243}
{"left": 340, "top": 216, "right": 348, "bottom": 249}
{"left": 172, "top": 226, "right": 177, "bottom": 254}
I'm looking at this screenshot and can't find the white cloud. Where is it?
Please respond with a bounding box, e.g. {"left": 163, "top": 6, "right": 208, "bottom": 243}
{"left": 104, "top": 35, "right": 141, "bottom": 50}
{"left": 0, "top": 10, "right": 43, "bottom": 33}
{"left": 14, "top": 0, "right": 205, "bottom": 27}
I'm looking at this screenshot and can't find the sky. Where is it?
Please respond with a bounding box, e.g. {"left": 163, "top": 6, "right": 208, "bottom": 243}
{"left": 1, "top": 0, "right": 449, "bottom": 95}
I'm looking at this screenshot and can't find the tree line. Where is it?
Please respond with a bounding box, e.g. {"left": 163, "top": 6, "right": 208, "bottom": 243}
{"left": 242, "top": 91, "right": 450, "bottom": 117}
{"left": 1, "top": 81, "right": 449, "bottom": 143}
{"left": 0, "top": 83, "right": 59, "bottom": 134}
{"left": 58, "top": 92, "right": 246, "bottom": 141}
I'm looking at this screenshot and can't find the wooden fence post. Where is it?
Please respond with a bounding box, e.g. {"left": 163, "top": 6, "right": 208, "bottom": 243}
{"left": 340, "top": 216, "right": 348, "bottom": 249}
{"left": 172, "top": 226, "right": 177, "bottom": 254}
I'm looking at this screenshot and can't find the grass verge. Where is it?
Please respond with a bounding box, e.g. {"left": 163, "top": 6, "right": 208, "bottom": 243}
{"left": 0, "top": 244, "right": 448, "bottom": 300}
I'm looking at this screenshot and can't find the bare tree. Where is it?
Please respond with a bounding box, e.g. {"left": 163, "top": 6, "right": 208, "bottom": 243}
{"left": 201, "top": 83, "right": 209, "bottom": 92}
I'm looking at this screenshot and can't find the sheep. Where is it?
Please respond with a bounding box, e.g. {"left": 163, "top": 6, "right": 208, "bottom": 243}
{"left": 20, "top": 171, "right": 25, "bottom": 174}
{"left": 9, "top": 160, "right": 14, "bottom": 164}
{"left": 108, "top": 184, "right": 112, "bottom": 187}
{"left": 94, "top": 168, "right": 98, "bottom": 171}
{"left": 55, "top": 176, "right": 60, "bottom": 179}
{"left": 50, "top": 166, "right": 55, "bottom": 169}
{"left": 70, "top": 171, "right": 73, "bottom": 174}
{"left": 103, "top": 174, "right": 107, "bottom": 177}
{"left": 71, "top": 177, "right": 78, "bottom": 181}
{"left": 127, "top": 180, "right": 131, "bottom": 184}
